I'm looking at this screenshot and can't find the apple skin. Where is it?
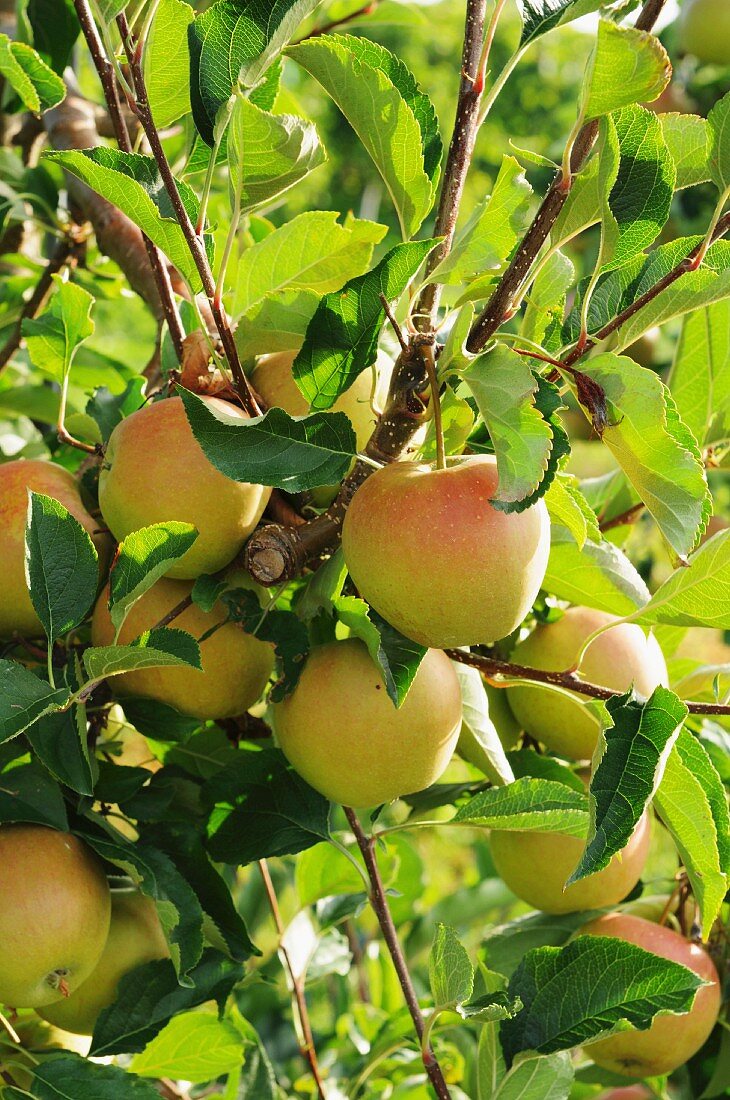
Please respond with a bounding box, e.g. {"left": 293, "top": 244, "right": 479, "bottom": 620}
{"left": 579, "top": 913, "right": 721, "bottom": 1077}
{"left": 0, "top": 459, "right": 109, "bottom": 639}
{"left": 679, "top": 0, "right": 730, "bottom": 66}
{"left": 507, "top": 608, "right": 668, "bottom": 760}
{"left": 38, "top": 891, "right": 169, "bottom": 1035}
{"left": 342, "top": 456, "right": 550, "bottom": 648}
{"left": 0, "top": 826, "right": 111, "bottom": 1008}
{"left": 272, "top": 639, "right": 462, "bottom": 807}
{"left": 91, "top": 576, "right": 273, "bottom": 720}
{"left": 98, "top": 396, "right": 271, "bottom": 580}
{"left": 489, "top": 814, "right": 651, "bottom": 914}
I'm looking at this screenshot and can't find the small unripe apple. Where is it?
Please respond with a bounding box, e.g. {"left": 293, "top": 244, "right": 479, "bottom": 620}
{"left": 91, "top": 576, "right": 273, "bottom": 720}
{"left": 38, "top": 890, "right": 169, "bottom": 1035}
{"left": 580, "top": 913, "right": 721, "bottom": 1076}
{"left": 272, "top": 639, "right": 462, "bottom": 807}
{"left": 679, "top": 0, "right": 730, "bottom": 66}
{"left": 0, "top": 826, "right": 111, "bottom": 1008}
{"left": 0, "top": 459, "right": 109, "bottom": 639}
{"left": 489, "top": 814, "right": 651, "bottom": 914}
{"left": 98, "top": 396, "right": 271, "bottom": 579}
{"left": 507, "top": 608, "right": 668, "bottom": 760}
{"left": 342, "top": 456, "right": 550, "bottom": 648}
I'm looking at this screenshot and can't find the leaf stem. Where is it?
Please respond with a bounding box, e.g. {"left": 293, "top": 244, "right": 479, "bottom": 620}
{"left": 57, "top": 371, "right": 100, "bottom": 455}
{"left": 423, "top": 342, "right": 446, "bottom": 470}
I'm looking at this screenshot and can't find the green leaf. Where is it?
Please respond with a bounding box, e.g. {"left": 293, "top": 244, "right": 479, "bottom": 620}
{"left": 83, "top": 627, "right": 202, "bottom": 684}
{"left": 453, "top": 778, "right": 589, "bottom": 837}
{"left": 86, "top": 378, "right": 146, "bottom": 444}
{"left": 501, "top": 936, "right": 704, "bottom": 1064}
{"left": 144, "top": 0, "right": 194, "bottom": 128}
{"left": 232, "top": 211, "right": 386, "bottom": 318}
{"left": 670, "top": 301, "right": 730, "bottom": 446}
{"left": 0, "top": 661, "right": 68, "bottom": 742}
{"left": 428, "top": 156, "right": 531, "bottom": 287}
{"left": 91, "top": 950, "right": 243, "bottom": 1056}
{"left": 577, "top": 354, "right": 710, "bottom": 559}
{"left": 708, "top": 90, "right": 730, "bottom": 193}
{"left": 109, "top": 522, "right": 199, "bottom": 633}
{"left": 484, "top": 911, "right": 600, "bottom": 978}
{"left": 0, "top": 762, "right": 67, "bottom": 830}
{"left": 21, "top": 276, "right": 94, "bottom": 381}
{"left": 430, "top": 924, "right": 474, "bottom": 1009}
{"left": 25, "top": 492, "right": 99, "bottom": 649}
{"left": 0, "top": 33, "right": 65, "bottom": 113}
{"left": 45, "top": 149, "right": 207, "bottom": 291}
{"left": 494, "top": 1051, "right": 574, "bottom": 1100}
{"left": 654, "top": 729, "right": 730, "bottom": 938}
{"left": 292, "top": 239, "right": 437, "bottom": 410}
{"left": 521, "top": 250, "right": 575, "bottom": 347}
{"left": 227, "top": 96, "right": 324, "bottom": 217}
{"left": 455, "top": 664, "right": 514, "bottom": 786}
{"left": 518, "top": 0, "right": 603, "bottom": 47}
{"left": 581, "top": 21, "right": 670, "bottom": 120}
{"left": 334, "top": 596, "right": 427, "bottom": 707}
{"left": 179, "top": 387, "right": 356, "bottom": 492}
{"left": 188, "top": 0, "right": 322, "bottom": 145}
{"left": 234, "top": 288, "right": 320, "bottom": 360}
{"left": 544, "top": 529, "right": 651, "bottom": 615}
{"left": 568, "top": 687, "right": 687, "bottom": 884}
{"left": 221, "top": 586, "right": 307, "bottom": 703}
{"left": 630, "top": 528, "right": 730, "bottom": 630}
{"left": 295, "top": 841, "right": 368, "bottom": 907}
{"left": 288, "top": 34, "right": 435, "bottom": 237}
{"left": 544, "top": 475, "right": 600, "bottom": 550}
{"left": 27, "top": 706, "right": 95, "bottom": 796}
{"left": 204, "top": 747, "right": 331, "bottom": 864}
{"left": 660, "top": 113, "right": 711, "bottom": 190}
{"left": 28, "top": 1054, "right": 160, "bottom": 1099}
{"left": 26, "top": 0, "right": 79, "bottom": 77}
{"left": 462, "top": 347, "right": 554, "bottom": 505}
{"left": 131, "top": 1011, "right": 245, "bottom": 1083}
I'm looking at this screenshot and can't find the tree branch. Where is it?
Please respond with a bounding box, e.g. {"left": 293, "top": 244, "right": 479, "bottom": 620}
{"left": 445, "top": 648, "right": 730, "bottom": 715}
{"left": 294, "top": 0, "right": 379, "bottom": 42}
{"left": 258, "top": 860, "right": 327, "bottom": 1100}
{"left": 344, "top": 808, "right": 452, "bottom": 1100}
{"left": 116, "top": 13, "right": 259, "bottom": 416}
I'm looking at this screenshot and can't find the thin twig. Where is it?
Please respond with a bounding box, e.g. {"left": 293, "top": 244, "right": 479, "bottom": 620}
{"left": 258, "top": 860, "right": 327, "bottom": 1100}
{"left": 294, "top": 1, "right": 378, "bottom": 42}
{"left": 445, "top": 648, "right": 730, "bottom": 715}
{"left": 151, "top": 594, "right": 193, "bottom": 631}
{"left": 344, "top": 808, "right": 452, "bottom": 1100}
{"left": 116, "top": 13, "right": 259, "bottom": 415}
{"left": 599, "top": 502, "right": 645, "bottom": 533}
{"left": 72, "top": 0, "right": 185, "bottom": 363}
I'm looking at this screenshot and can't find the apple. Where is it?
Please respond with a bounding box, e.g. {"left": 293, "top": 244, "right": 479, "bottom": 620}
{"left": 38, "top": 890, "right": 169, "bottom": 1035}
{"left": 489, "top": 814, "right": 651, "bottom": 914}
{"left": 580, "top": 913, "right": 721, "bottom": 1076}
{"left": 679, "top": 0, "right": 730, "bottom": 66}
{"left": 341, "top": 456, "right": 550, "bottom": 648}
{"left": 507, "top": 607, "right": 668, "bottom": 760}
{"left": 0, "top": 459, "right": 109, "bottom": 639}
{"left": 596, "top": 1089, "right": 653, "bottom": 1100}
{"left": 98, "top": 395, "right": 271, "bottom": 580}
{"left": 272, "top": 639, "right": 462, "bottom": 807}
{"left": 0, "top": 826, "right": 110, "bottom": 1008}
{"left": 91, "top": 576, "right": 274, "bottom": 720}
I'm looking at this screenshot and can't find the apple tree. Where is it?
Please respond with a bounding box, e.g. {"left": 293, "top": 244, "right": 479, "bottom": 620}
{"left": 0, "top": 0, "right": 728, "bottom": 1097}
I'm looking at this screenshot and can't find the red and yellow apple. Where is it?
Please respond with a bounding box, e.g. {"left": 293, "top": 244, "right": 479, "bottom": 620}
{"left": 0, "top": 826, "right": 110, "bottom": 1008}
{"left": 272, "top": 639, "right": 462, "bottom": 807}
{"left": 679, "top": 0, "right": 730, "bottom": 66}
{"left": 507, "top": 608, "right": 668, "bottom": 760}
{"left": 91, "top": 576, "right": 273, "bottom": 720}
{"left": 98, "top": 396, "right": 271, "bottom": 579}
{"left": 342, "top": 456, "right": 550, "bottom": 648}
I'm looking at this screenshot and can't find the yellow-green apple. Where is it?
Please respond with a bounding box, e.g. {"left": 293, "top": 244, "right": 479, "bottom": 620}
{"left": 91, "top": 576, "right": 273, "bottom": 720}
{"left": 489, "top": 814, "right": 651, "bottom": 913}
{"left": 0, "top": 459, "right": 109, "bottom": 639}
{"left": 39, "top": 890, "right": 169, "bottom": 1035}
{"left": 0, "top": 826, "right": 110, "bottom": 1008}
{"left": 342, "top": 456, "right": 550, "bottom": 648}
{"left": 580, "top": 913, "right": 721, "bottom": 1076}
{"left": 507, "top": 608, "right": 668, "bottom": 760}
{"left": 272, "top": 639, "right": 462, "bottom": 806}
{"left": 679, "top": 0, "right": 730, "bottom": 65}
{"left": 98, "top": 396, "right": 271, "bottom": 579}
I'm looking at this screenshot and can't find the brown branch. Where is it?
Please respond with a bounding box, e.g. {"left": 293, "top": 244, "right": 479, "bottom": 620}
{"left": 152, "top": 594, "right": 193, "bottom": 631}
{"left": 72, "top": 0, "right": 185, "bottom": 363}
{"left": 258, "top": 860, "right": 327, "bottom": 1100}
{"left": 344, "top": 808, "right": 452, "bottom": 1100}
{"left": 0, "top": 229, "right": 85, "bottom": 374}
{"left": 116, "top": 13, "right": 259, "bottom": 415}
{"left": 294, "top": 0, "right": 378, "bottom": 42}
{"left": 599, "top": 502, "right": 645, "bottom": 533}
{"left": 466, "top": 0, "right": 669, "bottom": 354}
{"left": 445, "top": 648, "right": 730, "bottom": 716}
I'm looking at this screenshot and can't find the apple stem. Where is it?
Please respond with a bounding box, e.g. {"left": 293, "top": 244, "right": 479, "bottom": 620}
{"left": 423, "top": 343, "right": 447, "bottom": 470}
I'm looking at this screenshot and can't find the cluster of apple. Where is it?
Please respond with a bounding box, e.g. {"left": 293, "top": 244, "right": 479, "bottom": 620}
{"left": 0, "top": 350, "right": 721, "bottom": 1071}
